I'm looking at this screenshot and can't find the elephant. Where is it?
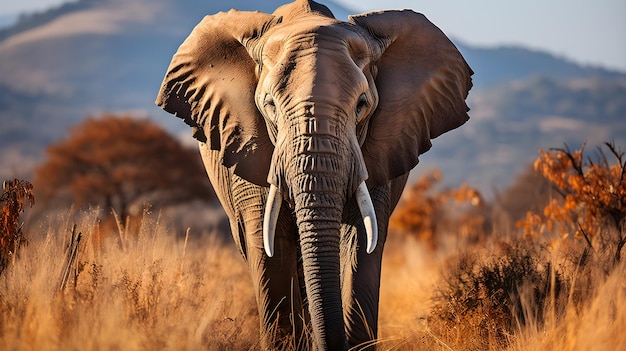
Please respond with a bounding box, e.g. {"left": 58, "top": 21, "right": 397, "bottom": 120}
{"left": 155, "top": 0, "right": 472, "bottom": 349}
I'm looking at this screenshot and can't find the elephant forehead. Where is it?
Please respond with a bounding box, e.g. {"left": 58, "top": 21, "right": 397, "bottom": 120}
{"left": 264, "top": 19, "right": 365, "bottom": 55}
{"left": 259, "top": 19, "right": 373, "bottom": 103}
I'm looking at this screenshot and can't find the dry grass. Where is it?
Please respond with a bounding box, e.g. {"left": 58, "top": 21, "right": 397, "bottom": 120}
{"left": 508, "top": 260, "right": 626, "bottom": 351}
{"left": 0, "top": 210, "right": 258, "bottom": 350}
{"left": 0, "top": 209, "right": 624, "bottom": 350}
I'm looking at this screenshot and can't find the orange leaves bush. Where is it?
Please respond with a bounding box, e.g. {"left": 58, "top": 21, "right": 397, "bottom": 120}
{"left": 390, "top": 170, "right": 485, "bottom": 249}
{"left": 0, "top": 179, "right": 34, "bottom": 272}
{"left": 518, "top": 142, "right": 626, "bottom": 262}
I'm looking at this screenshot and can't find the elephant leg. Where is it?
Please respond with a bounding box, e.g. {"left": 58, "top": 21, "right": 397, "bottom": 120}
{"left": 199, "top": 144, "right": 305, "bottom": 348}
{"left": 340, "top": 202, "right": 388, "bottom": 347}
{"left": 341, "top": 175, "right": 408, "bottom": 348}
{"left": 230, "top": 175, "right": 304, "bottom": 349}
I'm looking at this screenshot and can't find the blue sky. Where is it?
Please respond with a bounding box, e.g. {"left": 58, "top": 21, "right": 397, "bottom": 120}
{"left": 2, "top": 0, "right": 625, "bottom": 72}
{"left": 336, "top": 0, "right": 626, "bottom": 72}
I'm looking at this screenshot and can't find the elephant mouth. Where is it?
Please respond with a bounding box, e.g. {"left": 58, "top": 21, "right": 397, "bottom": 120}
{"left": 262, "top": 181, "right": 377, "bottom": 257}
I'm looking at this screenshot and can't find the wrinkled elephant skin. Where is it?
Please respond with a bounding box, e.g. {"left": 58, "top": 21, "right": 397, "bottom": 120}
{"left": 156, "top": 0, "right": 472, "bottom": 349}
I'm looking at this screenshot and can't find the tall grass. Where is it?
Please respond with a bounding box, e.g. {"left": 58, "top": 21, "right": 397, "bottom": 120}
{"left": 509, "top": 259, "right": 626, "bottom": 351}
{"left": 0, "top": 210, "right": 258, "bottom": 350}
{"left": 0, "top": 210, "right": 624, "bottom": 350}
{"left": 368, "top": 236, "right": 624, "bottom": 351}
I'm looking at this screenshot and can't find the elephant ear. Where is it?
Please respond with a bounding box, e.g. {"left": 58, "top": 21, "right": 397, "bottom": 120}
{"left": 350, "top": 10, "right": 473, "bottom": 186}
{"left": 155, "top": 10, "right": 277, "bottom": 186}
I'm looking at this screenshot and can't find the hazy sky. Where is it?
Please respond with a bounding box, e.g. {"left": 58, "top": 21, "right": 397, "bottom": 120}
{"left": 2, "top": 0, "right": 625, "bottom": 72}
{"left": 336, "top": 0, "right": 626, "bottom": 72}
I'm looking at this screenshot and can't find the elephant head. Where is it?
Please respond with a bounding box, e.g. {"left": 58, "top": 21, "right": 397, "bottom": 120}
{"left": 156, "top": 1, "right": 471, "bottom": 349}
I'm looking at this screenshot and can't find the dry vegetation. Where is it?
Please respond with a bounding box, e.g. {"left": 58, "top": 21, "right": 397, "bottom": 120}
{"left": 1, "top": 142, "right": 625, "bottom": 350}
{"left": 0, "top": 210, "right": 258, "bottom": 350}
{"left": 34, "top": 115, "right": 214, "bottom": 221}
{"left": 0, "top": 179, "right": 34, "bottom": 273}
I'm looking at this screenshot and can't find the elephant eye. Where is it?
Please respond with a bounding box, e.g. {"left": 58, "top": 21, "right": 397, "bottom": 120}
{"left": 355, "top": 93, "right": 370, "bottom": 120}
{"left": 264, "top": 94, "right": 277, "bottom": 117}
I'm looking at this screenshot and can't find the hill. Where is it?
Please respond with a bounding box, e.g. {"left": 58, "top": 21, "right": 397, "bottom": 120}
{"left": 0, "top": 0, "right": 625, "bottom": 197}
{"left": 0, "top": 0, "right": 351, "bottom": 177}
{"left": 417, "top": 75, "right": 626, "bottom": 193}
{"left": 456, "top": 43, "right": 623, "bottom": 88}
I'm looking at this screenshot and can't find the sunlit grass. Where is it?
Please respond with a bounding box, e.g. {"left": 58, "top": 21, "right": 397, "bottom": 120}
{"left": 378, "top": 236, "right": 626, "bottom": 351}
{"left": 0, "top": 208, "right": 623, "bottom": 350}
{"left": 0, "top": 210, "right": 258, "bottom": 350}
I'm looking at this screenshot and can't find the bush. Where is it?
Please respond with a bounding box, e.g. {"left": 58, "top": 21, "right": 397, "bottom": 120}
{"left": 428, "top": 240, "right": 564, "bottom": 350}
{"left": 423, "top": 141, "right": 626, "bottom": 350}
{"left": 390, "top": 170, "right": 485, "bottom": 249}
{"left": 518, "top": 141, "right": 626, "bottom": 266}
{"left": 0, "top": 179, "right": 34, "bottom": 273}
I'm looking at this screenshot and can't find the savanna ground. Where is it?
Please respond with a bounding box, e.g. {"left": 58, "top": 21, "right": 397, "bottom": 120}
{"left": 1, "top": 142, "right": 625, "bottom": 350}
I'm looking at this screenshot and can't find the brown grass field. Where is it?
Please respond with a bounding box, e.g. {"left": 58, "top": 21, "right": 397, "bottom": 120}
{"left": 0, "top": 206, "right": 624, "bottom": 351}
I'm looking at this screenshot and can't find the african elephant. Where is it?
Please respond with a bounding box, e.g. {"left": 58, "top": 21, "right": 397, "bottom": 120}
{"left": 156, "top": 1, "right": 472, "bottom": 349}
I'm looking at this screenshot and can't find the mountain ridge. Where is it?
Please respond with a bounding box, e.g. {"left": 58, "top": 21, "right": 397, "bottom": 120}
{"left": 456, "top": 42, "right": 626, "bottom": 88}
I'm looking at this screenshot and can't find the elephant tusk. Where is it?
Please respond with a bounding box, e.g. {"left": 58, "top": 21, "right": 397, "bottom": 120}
{"left": 356, "top": 181, "right": 378, "bottom": 254}
{"left": 263, "top": 184, "right": 281, "bottom": 257}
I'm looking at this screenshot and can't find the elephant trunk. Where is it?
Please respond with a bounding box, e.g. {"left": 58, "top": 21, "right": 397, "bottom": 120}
{"left": 285, "top": 126, "right": 348, "bottom": 348}
{"left": 264, "top": 110, "right": 377, "bottom": 258}
{"left": 289, "top": 130, "right": 350, "bottom": 349}
{"left": 295, "top": 187, "right": 346, "bottom": 350}
{"left": 264, "top": 108, "right": 375, "bottom": 350}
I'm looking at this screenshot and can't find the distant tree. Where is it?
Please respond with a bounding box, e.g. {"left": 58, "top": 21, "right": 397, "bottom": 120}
{"left": 390, "top": 170, "right": 484, "bottom": 249}
{"left": 34, "top": 115, "right": 213, "bottom": 220}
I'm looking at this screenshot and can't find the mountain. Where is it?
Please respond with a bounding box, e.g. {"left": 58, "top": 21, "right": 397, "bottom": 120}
{"left": 0, "top": 14, "right": 15, "bottom": 29}
{"left": 416, "top": 75, "right": 626, "bottom": 193}
{"left": 0, "top": 0, "right": 352, "bottom": 177}
{"left": 455, "top": 43, "right": 624, "bottom": 89}
{"left": 0, "top": 0, "right": 624, "bottom": 198}
{"left": 0, "top": 1, "right": 99, "bottom": 42}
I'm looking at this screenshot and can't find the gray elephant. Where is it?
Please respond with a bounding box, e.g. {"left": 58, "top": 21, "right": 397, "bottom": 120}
{"left": 156, "top": 0, "right": 472, "bottom": 349}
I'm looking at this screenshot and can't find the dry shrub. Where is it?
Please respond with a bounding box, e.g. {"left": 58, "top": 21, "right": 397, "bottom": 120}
{"left": 426, "top": 239, "right": 564, "bottom": 350}
{"left": 379, "top": 141, "right": 625, "bottom": 351}
{"left": 390, "top": 170, "right": 485, "bottom": 249}
{"left": 518, "top": 141, "right": 626, "bottom": 264}
{"left": 394, "top": 235, "right": 624, "bottom": 351}
{"left": 0, "top": 179, "right": 34, "bottom": 273}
